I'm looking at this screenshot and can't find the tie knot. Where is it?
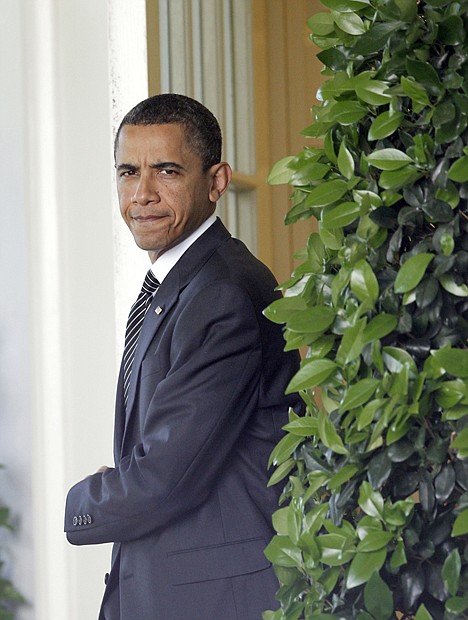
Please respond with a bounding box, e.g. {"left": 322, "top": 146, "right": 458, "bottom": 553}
{"left": 141, "top": 270, "right": 160, "bottom": 295}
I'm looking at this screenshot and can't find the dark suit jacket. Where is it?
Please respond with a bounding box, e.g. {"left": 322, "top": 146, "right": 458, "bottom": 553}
{"left": 65, "top": 219, "right": 301, "bottom": 620}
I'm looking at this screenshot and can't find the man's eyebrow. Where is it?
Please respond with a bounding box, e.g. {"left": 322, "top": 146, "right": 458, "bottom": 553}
{"left": 114, "top": 162, "right": 186, "bottom": 172}
{"left": 151, "top": 162, "right": 185, "bottom": 171}
{"left": 115, "top": 163, "right": 138, "bottom": 171}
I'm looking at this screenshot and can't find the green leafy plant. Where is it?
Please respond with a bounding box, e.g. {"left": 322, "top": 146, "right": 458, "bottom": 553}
{"left": 263, "top": 0, "right": 468, "bottom": 618}
{"left": 0, "top": 467, "right": 26, "bottom": 620}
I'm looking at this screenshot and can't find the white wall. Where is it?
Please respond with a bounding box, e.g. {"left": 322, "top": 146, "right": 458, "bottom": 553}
{"left": 0, "top": 2, "right": 34, "bottom": 617}
{"left": 0, "top": 0, "right": 149, "bottom": 618}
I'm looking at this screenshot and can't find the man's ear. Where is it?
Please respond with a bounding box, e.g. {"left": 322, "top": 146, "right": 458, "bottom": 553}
{"left": 208, "top": 162, "right": 232, "bottom": 203}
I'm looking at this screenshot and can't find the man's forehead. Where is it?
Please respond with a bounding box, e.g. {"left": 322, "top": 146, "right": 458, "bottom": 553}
{"left": 114, "top": 122, "right": 205, "bottom": 171}
{"left": 115, "top": 123, "right": 189, "bottom": 158}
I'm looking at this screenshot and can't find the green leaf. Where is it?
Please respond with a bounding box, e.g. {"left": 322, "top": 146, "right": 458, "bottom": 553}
{"left": 291, "top": 161, "right": 331, "bottom": 186}
{"left": 445, "top": 598, "right": 468, "bottom": 615}
{"left": 353, "top": 189, "right": 382, "bottom": 209}
{"left": 368, "top": 111, "right": 404, "bottom": 141}
{"left": 347, "top": 548, "right": 387, "bottom": 588}
{"left": 304, "top": 504, "right": 329, "bottom": 535}
{"left": 432, "top": 347, "right": 468, "bottom": 378}
{"left": 322, "top": 201, "right": 361, "bottom": 229}
{"left": 335, "top": 12, "right": 366, "bottom": 35}
{"left": 286, "top": 359, "right": 338, "bottom": 393}
{"left": 267, "top": 156, "right": 295, "bottom": 185}
{"left": 435, "top": 380, "right": 468, "bottom": 409}
{"left": 307, "top": 232, "right": 327, "bottom": 272}
{"left": 336, "top": 317, "right": 367, "bottom": 365}
{"left": 337, "top": 142, "right": 355, "bottom": 180}
{"left": 305, "top": 179, "right": 349, "bottom": 208}
{"left": 414, "top": 604, "right": 434, "bottom": 620}
{"left": 321, "top": 0, "right": 371, "bottom": 10}
{"left": 452, "top": 509, "right": 468, "bottom": 536}
{"left": 264, "top": 535, "right": 303, "bottom": 568}
{"left": 288, "top": 500, "right": 303, "bottom": 545}
{"left": 393, "top": 0, "right": 418, "bottom": 21}
{"left": 439, "top": 275, "right": 468, "bottom": 297}
{"left": 438, "top": 15, "right": 465, "bottom": 45}
{"left": 451, "top": 427, "right": 468, "bottom": 457}
{"left": 352, "top": 22, "right": 400, "bottom": 55}
{"left": 317, "top": 533, "right": 355, "bottom": 566}
{"left": 390, "top": 540, "right": 407, "bottom": 569}
{"left": 367, "top": 148, "right": 413, "bottom": 171}
{"left": 340, "top": 379, "right": 380, "bottom": 413}
{"left": 328, "top": 101, "right": 368, "bottom": 125}
{"left": 263, "top": 296, "right": 307, "bottom": 324}
{"left": 401, "top": 76, "right": 431, "bottom": 111}
{"left": 382, "top": 346, "right": 418, "bottom": 376}
{"left": 394, "top": 253, "right": 434, "bottom": 293}
{"left": 357, "top": 531, "right": 393, "bottom": 552}
{"left": 356, "top": 80, "right": 392, "bottom": 106}
{"left": 359, "top": 481, "right": 384, "bottom": 519}
{"left": 351, "top": 260, "right": 379, "bottom": 305}
{"left": 282, "top": 417, "right": 318, "bottom": 437}
{"left": 364, "top": 571, "right": 394, "bottom": 620}
{"left": 363, "top": 313, "right": 398, "bottom": 343}
{"left": 328, "top": 464, "right": 359, "bottom": 490}
{"left": 356, "top": 515, "right": 383, "bottom": 539}
{"left": 357, "top": 399, "right": 386, "bottom": 430}
{"left": 319, "top": 224, "right": 344, "bottom": 250}
{"left": 378, "top": 166, "right": 422, "bottom": 190}
{"left": 439, "top": 233, "right": 455, "bottom": 256}
{"left": 447, "top": 156, "right": 468, "bottom": 182}
{"left": 307, "top": 12, "right": 335, "bottom": 36}
{"left": 268, "top": 433, "right": 303, "bottom": 467}
{"left": 287, "top": 306, "right": 336, "bottom": 333}
{"left": 268, "top": 458, "right": 296, "bottom": 487}
{"left": 318, "top": 409, "right": 349, "bottom": 455}
{"left": 272, "top": 507, "right": 289, "bottom": 535}
{"left": 432, "top": 101, "right": 456, "bottom": 129}
{"left": 442, "top": 549, "right": 461, "bottom": 596}
{"left": 443, "top": 405, "right": 468, "bottom": 421}
{"left": 309, "top": 335, "right": 335, "bottom": 359}
{"left": 406, "top": 58, "right": 444, "bottom": 98}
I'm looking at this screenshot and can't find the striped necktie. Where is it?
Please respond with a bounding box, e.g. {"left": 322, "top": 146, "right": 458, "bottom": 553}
{"left": 123, "top": 269, "right": 160, "bottom": 406}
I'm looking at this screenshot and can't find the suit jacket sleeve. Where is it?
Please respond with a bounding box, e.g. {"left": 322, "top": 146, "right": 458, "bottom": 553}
{"left": 65, "top": 280, "right": 283, "bottom": 545}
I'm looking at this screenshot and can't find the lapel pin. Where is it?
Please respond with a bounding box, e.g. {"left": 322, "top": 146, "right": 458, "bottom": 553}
{"left": 155, "top": 306, "right": 164, "bottom": 315}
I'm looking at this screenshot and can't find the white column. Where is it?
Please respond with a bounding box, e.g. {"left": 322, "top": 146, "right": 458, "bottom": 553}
{"left": 3, "top": 0, "right": 150, "bottom": 618}
{"left": 0, "top": 2, "right": 35, "bottom": 618}
{"left": 21, "top": 0, "right": 147, "bottom": 617}
{"left": 109, "top": 0, "right": 151, "bottom": 352}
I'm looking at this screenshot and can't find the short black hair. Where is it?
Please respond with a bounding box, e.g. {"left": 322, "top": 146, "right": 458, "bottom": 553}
{"left": 114, "top": 94, "right": 222, "bottom": 170}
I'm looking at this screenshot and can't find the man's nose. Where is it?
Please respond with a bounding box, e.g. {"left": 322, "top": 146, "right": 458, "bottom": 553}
{"left": 132, "top": 174, "right": 160, "bottom": 205}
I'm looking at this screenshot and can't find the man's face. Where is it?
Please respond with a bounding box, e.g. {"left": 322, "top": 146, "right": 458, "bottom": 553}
{"left": 115, "top": 123, "right": 227, "bottom": 261}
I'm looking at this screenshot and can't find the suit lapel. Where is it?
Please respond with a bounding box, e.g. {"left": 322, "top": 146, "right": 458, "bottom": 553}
{"left": 124, "top": 268, "right": 181, "bottom": 423}
{"left": 119, "top": 218, "right": 232, "bottom": 453}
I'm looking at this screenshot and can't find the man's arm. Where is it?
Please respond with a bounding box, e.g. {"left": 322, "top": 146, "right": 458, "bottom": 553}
{"left": 65, "top": 281, "right": 270, "bottom": 545}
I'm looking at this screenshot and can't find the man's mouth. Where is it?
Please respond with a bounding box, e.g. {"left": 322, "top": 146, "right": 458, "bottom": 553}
{"left": 133, "top": 214, "right": 167, "bottom": 222}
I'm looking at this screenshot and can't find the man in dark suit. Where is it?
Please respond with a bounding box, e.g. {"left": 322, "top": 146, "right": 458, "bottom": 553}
{"left": 65, "top": 94, "right": 301, "bottom": 620}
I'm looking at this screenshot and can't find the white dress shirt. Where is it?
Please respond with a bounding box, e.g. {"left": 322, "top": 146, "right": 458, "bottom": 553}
{"left": 149, "top": 214, "right": 217, "bottom": 284}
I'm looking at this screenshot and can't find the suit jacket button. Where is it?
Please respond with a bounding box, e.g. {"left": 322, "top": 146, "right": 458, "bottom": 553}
{"left": 86, "top": 514, "right": 93, "bottom": 525}
{"left": 73, "top": 516, "right": 78, "bottom": 526}
{"left": 104, "top": 573, "right": 110, "bottom": 585}
{"left": 82, "top": 515, "right": 88, "bottom": 525}
{"left": 78, "top": 515, "right": 83, "bottom": 526}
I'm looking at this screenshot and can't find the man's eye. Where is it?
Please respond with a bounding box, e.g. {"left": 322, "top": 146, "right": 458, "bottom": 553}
{"left": 160, "top": 168, "right": 177, "bottom": 176}
{"left": 121, "top": 170, "right": 136, "bottom": 177}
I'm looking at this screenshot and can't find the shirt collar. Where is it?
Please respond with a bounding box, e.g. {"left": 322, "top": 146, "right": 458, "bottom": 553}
{"left": 150, "top": 214, "right": 217, "bottom": 284}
